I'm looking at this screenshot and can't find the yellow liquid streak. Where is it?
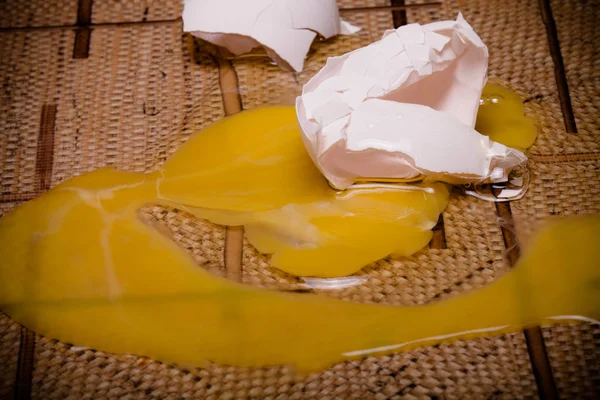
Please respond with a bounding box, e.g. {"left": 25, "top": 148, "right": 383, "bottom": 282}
{"left": 0, "top": 90, "right": 591, "bottom": 372}
{"left": 1, "top": 184, "right": 598, "bottom": 371}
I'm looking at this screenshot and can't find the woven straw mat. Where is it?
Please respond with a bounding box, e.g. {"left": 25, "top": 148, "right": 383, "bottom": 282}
{"left": 0, "top": 0, "right": 598, "bottom": 399}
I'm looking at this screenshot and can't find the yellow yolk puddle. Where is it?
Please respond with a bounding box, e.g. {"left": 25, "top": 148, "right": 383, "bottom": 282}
{"left": 476, "top": 83, "right": 539, "bottom": 149}
{"left": 157, "top": 107, "right": 449, "bottom": 277}
{"left": 1, "top": 192, "right": 598, "bottom": 371}
{"left": 0, "top": 86, "right": 591, "bottom": 372}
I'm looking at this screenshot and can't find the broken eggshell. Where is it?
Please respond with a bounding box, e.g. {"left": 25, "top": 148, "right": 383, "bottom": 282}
{"left": 296, "top": 13, "right": 528, "bottom": 190}
{"left": 182, "top": 0, "right": 360, "bottom": 72}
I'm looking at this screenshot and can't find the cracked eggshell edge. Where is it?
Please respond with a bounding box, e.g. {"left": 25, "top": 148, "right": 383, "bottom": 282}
{"left": 296, "top": 14, "right": 527, "bottom": 189}
{"left": 182, "top": 0, "right": 360, "bottom": 72}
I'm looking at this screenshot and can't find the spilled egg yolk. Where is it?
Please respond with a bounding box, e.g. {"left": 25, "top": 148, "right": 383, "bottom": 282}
{"left": 156, "top": 106, "right": 449, "bottom": 277}
{"left": 476, "top": 83, "right": 539, "bottom": 150}
{"left": 0, "top": 85, "right": 583, "bottom": 373}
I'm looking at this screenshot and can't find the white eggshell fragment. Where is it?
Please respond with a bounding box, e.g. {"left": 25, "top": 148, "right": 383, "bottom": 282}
{"left": 182, "top": 0, "right": 360, "bottom": 72}
{"left": 296, "top": 14, "right": 528, "bottom": 190}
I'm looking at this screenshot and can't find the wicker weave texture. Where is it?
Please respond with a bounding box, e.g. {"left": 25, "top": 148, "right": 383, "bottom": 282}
{"left": 0, "top": 0, "right": 598, "bottom": 399}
